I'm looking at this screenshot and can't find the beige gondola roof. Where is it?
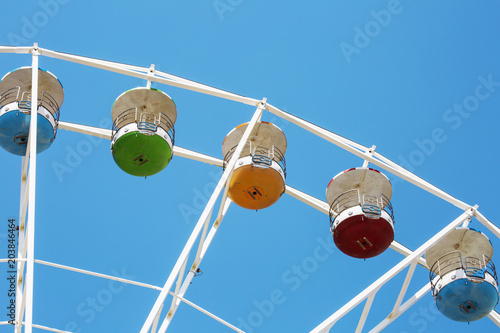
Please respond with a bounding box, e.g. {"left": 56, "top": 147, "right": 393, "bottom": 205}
{"left": 222, "top": 122, "right": 287, "bottom": 159}
{"left": 111, "top": 87, "right": 177, "bottom": 123}
{"left": 425, "top": 227, "right": 494, "bottom": 268}
{"left": 326, "top": 167, "right": 392, "bottom": 205}
{"left": 0, "top": 67, "right": 64, "bottom": 108}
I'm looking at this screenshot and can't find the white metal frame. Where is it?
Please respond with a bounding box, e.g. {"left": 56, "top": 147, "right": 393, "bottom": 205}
{"left": 0, "top": 44, "right": 499, "bottom": 332}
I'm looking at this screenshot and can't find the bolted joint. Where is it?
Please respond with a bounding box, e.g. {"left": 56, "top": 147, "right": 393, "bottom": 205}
{"left": 31, "top": 42, "right": 39, "bottom": 54}
{"left": 466, "top": 204, "right": 479, "bottom": 218}
{"left": 257, "top": 97, "right": 268, "bottom": 109}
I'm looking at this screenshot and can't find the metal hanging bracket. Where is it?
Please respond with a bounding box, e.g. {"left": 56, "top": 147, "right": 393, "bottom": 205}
{"left": 362, "top": 145, "right": 376, "bottom": 168}
{"left": 146, "top": 64, "right": 155, "bottom": 89}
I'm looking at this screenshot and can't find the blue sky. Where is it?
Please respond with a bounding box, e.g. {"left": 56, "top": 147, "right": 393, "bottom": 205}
{"left": 1, "top": 1, "right": 500, "bottom": 332}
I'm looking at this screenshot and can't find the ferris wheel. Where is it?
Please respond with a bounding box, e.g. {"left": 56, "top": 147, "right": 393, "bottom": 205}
{"left": 1, "top": 44, "right": 499, "bottom": 332}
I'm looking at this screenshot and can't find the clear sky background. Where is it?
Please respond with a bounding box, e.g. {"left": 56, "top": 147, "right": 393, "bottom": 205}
{"left": 1, "top": 1, "right": 500, "bottom": 332}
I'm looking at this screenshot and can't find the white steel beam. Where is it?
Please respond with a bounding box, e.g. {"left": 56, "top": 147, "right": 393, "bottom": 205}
{"left": 39, "top": 47, "right": 260, "bottom": 107}
{"left": 475, "top": 210, "right": 500, "bottom": 240}
{"left": 173, "top": 147, "right": 224, "bottom": 167}
{"left": 140, "top": 102, "right": 266, "bottom": 333}
{"left": 34, "top": 259, "right": 242, "bottom": 333}
{"left": 285, "top": 186, "right": 330, "bottom": 215}
{"left": 310, "top": 209, "right": 472, "bottom": 333}
{"left": 0, "top": 46, "right": 32, "bottom": 54}
{"left": 487, "top": 310, "right": 500, "bottom": 328}
{"left": 355, "top": 291, "right": 378, "bottom": 333}
{"left": 58, "top": 121, "right": 225, "bottom": 167}
{"left": 16, "top": 155, "right": 29, "bottom": 332}
{"left": 34, "top": 259, "right": 162, "bottom": 290}
{"left": 58, "top": 121, "right": 112, "bottom": 139}
{"left": 167, "top": 292, "right": 244, "bottom": 333}
{"left": 27, "top": 323, "right": 72, "bottom": 333}
{"left": 199, "top": 198, "right": 232, "bottom": 261}
{"left": 163, "top": 210, "right": 213, "bottom": 329}
{"left": 285, "top": 185, "right": 428, "bottom": 267}
{"left": 266, "top": 104, "right": 470, "bottom": 212}
{"left": 369, "top": 283, "right": 431, "bottom": 332}
{"left": 391, "top": 260, "right": 418, "bottom": 314}
{"left": 150, "top": 304, "right": 163, "bottom": 333}
{"left": 1, "top": 322, "right": 72, "bottom": 333}
{"left": 473, "top": 205, "right": 500, "bottom": 331}
{"left": 158, "top": 198, "right": 233, "bottom": 332}
{"left": 31, "top": 258, "right": 256, "bottom": 333}
{"left": 169, "top": 257, "right": 189, "bottom": 322}
{"left": 24, "top": 44, "right": 40, "bottom": 333}
{"left": 388, "top": 242, "right": 427, "bottom": 268}
{"left": 361, "top": 145, "right": 376, "bottom": 168}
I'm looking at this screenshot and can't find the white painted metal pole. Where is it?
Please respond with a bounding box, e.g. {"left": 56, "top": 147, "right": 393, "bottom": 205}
{"left": 388, "top": 241, "right": 428, "bottom": 268}
{"left": 391, "top": 260, "right": 418, "bottom": 314}
{"left": 16, "top": 156, "right": 29, "bottom": 332}
{"left": 368, "top": 283, "right": 431, "bottom": 332}
{"left": 355, "top": 292, "right": 378, "bottom": 333}
{"left": 310, "top": 210, "right": 472, "bottom": 333}
{"left": 39, "top": 47, "right": 260, "bottom": 107}
{"left": 158, "top": 198, "right": 233, "bottom": 332}
{"left": 172, "top": 146, "right": 224, "bottom": 167}
{"left": 146, "top": 64, "right": 155, "bottom": 89}
{"left": 169, "top": 256, "right": 189, "bottom": 317}
{"left": 58, "top": 121, "right": 112, "bottom": 139}
{"left": 58, "top": 121, "right": 225, "bottom": 167}
{"left": 285, "top": 186, "right": 331, "bottom": 216}
{"left": 487, "top": 310, "right": 500, "bottom": 328}
{"left": 199, "top": 198, "right": 232, "bottom": 260}
{"left": 266, "top": 104, "right": 471, "bottom": 211}
{"left": 35, "top": 259, "right": 162, "bottom": 290}
{"left": 3, "top": 45, "right": 240, "bottom": 108}
{"left": 362, "top": 145, "right": 376, "bottom": 168}
{"left": 25, "top": 44, "right": 40, "bottom": 333}
{"left": 475, "top": 210, "right": 500, "bottom": 240}
{"left": 150, "top": 304, "right": 163, "bottom": 333}
{"left": 156, "top": 104, "right": 263, "bottom": 329}
{"left": 0, "top": 46, "right": 33, "bottom": 54}
{"left": 140, "top": 103, "right": 265, "bottom": 333}
{"left": 27, "top": 323, "right": 72, "bottom": 333}
{"left": 166, "top": 292, "right": 244, "bottom": 333}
